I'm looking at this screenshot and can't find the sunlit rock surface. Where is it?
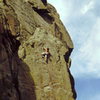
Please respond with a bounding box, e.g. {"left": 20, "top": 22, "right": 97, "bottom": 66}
{"left": 0, "top": 0, "right": 76, "bottom": 100}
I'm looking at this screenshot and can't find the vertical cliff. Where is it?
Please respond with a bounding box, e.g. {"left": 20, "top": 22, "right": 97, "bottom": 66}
{"left": 0, "top": 0, "right": 76, "bottom": 100}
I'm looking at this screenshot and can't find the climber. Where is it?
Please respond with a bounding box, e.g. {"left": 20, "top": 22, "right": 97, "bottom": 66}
{"left": 41, "top": 48, "right": 51, "bottom": 63}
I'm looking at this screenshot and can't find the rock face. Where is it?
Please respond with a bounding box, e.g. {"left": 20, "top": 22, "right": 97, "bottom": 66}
{"left": 0, "top": 0, "right": 76, "bottom": 100}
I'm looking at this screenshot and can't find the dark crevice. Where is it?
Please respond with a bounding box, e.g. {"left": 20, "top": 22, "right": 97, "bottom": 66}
{"left": 32, "top": 7, "right": 54, "bottom": 24}
{"left": 55, "top": 23, "right": 62, "bottom": 40}
{"left": 64, "top": 48, "right": 77, "bottom": 99}
{"left": 68, "top": 69, "right": 77, "bottom": 99}
{"left": 3, "top": 0, "right": 7, "bottom": 5}
{"left": 56, "top": 56, "right": 60, "bottom": 63}
{"left": 64, "top": 48, "right": 73, "bottom": 63}
{"left": 31, "top": 42, "right": 35, "bottom": 48}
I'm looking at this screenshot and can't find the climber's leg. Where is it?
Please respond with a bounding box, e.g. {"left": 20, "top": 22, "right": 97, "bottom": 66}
{"left": 41, "top": 0, "right": 47, "bottom": 5}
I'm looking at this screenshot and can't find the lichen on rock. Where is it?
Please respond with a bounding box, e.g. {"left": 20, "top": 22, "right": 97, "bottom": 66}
{"left": 0, "top": 0, "right": 76, "bottom": 100}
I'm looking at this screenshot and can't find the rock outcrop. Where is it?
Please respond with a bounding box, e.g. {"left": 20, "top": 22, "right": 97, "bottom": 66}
{"left": 0, "top": 0, "right": 76, "bottom": 100}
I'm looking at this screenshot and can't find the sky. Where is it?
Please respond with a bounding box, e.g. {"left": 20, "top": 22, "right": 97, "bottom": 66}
{"left": 48, "top": 0, "right": 100, "bottom": 100}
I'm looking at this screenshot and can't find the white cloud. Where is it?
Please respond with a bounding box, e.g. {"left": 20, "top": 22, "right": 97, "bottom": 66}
{"left": 71, "top": 18, "right": 100, "bottom": 78}
{"left": 81, "top": 0, "right": 95, "bottom": 14}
